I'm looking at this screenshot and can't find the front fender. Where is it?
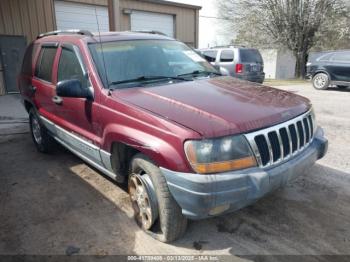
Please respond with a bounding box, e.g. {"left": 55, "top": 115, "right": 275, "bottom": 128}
{"left": 101, "top": 123, "right": 191, "bottom": 172}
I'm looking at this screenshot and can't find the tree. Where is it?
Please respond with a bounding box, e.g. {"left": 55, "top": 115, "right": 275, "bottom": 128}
{"left": 218, "top": 0, "right": 348, "bottom": 78}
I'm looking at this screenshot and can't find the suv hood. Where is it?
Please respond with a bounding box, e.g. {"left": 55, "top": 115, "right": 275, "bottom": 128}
{"left": 114, "top": 76, "right": 311, "bottom": 138}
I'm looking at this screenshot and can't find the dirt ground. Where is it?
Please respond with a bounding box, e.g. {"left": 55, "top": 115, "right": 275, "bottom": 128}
{"left": 0, "top": 83, "right": 350, "bottom": 258}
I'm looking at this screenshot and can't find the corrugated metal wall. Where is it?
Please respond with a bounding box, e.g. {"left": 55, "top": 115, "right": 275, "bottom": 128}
{"left": 0, "top": 0, "right": 198, "bottom": 45}
{"left": 0, "top": 0, "right": 56, "bottom": 43}
{"left": 119, "top": 0, "right": 198, "bottom": 47}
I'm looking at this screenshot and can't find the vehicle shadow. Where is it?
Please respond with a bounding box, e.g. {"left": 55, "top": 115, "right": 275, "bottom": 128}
{"left": 0, "top": 134, "right": 138, "bottom": 255}
{"left": 326, "top": 86, "right": 350, "bottom": 92}
{"left": 173, "top": 164, "right": 350, "bottom": 256}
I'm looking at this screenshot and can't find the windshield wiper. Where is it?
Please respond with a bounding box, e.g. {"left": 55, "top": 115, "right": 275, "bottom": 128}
{"left": 109, "top": 75, "right": 191, "bottom": 88}
{"left": 177, "top": 70, "right": 222, "bottom": 78}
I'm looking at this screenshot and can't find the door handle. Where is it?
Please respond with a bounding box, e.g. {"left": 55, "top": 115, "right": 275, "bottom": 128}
{"left": 52, "top": 96, "right": 63, "bottom": 105}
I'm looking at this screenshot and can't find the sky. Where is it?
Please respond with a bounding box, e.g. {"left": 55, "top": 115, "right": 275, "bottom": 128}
{"left": 166, "top": 0, "right": 233, "bottom": 48}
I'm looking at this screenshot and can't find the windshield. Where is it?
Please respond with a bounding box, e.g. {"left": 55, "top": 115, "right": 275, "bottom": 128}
{"left": 89, "top": 40, "right": 218, "bottom": 88}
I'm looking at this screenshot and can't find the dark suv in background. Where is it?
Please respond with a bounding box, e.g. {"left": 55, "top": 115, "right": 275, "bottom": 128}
{"left": 307, "top": 50, "right": 350, "bottom": 90}
{"left": 198, "top": 46, "right": 265, "bottom": 83}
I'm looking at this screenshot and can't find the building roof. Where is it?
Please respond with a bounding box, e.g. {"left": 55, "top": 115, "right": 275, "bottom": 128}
{"left": 140, "top": 0, "right": 202, "bottom": 10}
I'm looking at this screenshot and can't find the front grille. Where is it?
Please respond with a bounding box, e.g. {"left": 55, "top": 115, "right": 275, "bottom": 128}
{"left": 244, "top": 111, "right": 315, "bottom": 167}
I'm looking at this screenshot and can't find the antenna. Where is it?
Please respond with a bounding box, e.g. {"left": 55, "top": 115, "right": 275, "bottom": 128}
{"left": 94, "top": 7, "right": 110, "bottom": 92}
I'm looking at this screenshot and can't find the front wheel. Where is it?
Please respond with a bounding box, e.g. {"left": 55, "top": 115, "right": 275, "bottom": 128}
{"left": 128, "top": 154, "right": 187, "bottom": 242}
{"left": 312, "top": 73, "right": 330, "bottom": 90}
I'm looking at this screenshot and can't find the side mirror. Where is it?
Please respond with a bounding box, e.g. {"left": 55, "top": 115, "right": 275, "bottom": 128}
{"left": 56, "top": 79, "right": 93, "bottom": 100}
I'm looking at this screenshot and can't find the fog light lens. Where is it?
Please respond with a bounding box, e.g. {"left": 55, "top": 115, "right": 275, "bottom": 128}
{"left": 209, "top": 204, "right": 230, "bottom": 216}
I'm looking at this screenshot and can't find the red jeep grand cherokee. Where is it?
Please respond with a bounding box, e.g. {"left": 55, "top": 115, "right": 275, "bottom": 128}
{"left": 19, "top": 30, "right": 328, "bottom": 242}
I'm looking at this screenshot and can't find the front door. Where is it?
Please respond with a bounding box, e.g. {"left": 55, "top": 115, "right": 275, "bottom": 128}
{"left": 53, "top": 43, "right": 101, "bottom": 164}
{"left": 0, "top": 35, "right": 27, "bottom": 93}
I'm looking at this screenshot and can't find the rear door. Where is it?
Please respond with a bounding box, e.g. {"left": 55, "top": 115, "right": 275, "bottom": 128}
{"left": 327, "top": 51, "right": 350, "bottom": 83}
{"left": 32, "top": 43, "right": 59, "bottom": 121}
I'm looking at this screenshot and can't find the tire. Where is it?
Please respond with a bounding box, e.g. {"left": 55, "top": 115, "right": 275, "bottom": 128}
{"left": 128, "top": 153, "right": 187, "bottom": 242}
{"left": 29, "top": 108, "right": 55, "bottom": 153}
{"left": 312, "top": 73, "right": 330, "bottom": 90}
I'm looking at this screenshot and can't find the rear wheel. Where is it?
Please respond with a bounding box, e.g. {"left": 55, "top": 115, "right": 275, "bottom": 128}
{"left": 312, "top": 73, "right": 330, "bottom": 90}
{"left": 128, "top": 153, "right": 187, "bottom": 242}
{"left": 29, "top": 108, "right": 55, "bottom": 153}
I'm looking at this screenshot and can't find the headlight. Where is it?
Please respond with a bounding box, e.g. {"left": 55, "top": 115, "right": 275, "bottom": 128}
{"left": 184, "top": 135, "right": 257, "bottom": 174}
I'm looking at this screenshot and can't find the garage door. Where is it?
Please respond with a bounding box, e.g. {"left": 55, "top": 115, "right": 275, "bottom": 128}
{"left": 54, "top": 1, "right": 109, "bottom": 32}
{"left": 130, "top": 11, "right": 174, "bottom": 37}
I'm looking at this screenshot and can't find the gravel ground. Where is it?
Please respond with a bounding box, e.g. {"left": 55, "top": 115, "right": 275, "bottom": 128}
{"left": 0, "top": 83, "right": 350, "bottom": 258}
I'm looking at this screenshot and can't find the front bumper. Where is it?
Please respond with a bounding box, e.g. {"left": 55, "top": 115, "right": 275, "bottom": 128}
{"left": 161, "top": 128, "right": 328, "bottom": 220}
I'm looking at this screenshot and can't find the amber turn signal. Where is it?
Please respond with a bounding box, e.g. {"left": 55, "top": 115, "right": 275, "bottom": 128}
{"left": 190, "top": 156, "right": 257, "bottom": 174}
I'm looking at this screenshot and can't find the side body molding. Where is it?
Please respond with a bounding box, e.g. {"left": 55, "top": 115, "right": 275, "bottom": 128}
{"left": 40, "top": 116, "right": 117, "bottom": 180}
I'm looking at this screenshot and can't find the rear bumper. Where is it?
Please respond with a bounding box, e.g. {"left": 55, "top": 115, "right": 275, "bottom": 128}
{"left": 161, "top": 128, "right": 327, "bottom": 220}
{"left": 235, "top": 73, "right": 265, "bottom": 83}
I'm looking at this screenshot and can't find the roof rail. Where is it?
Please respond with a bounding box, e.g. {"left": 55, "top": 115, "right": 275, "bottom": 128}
{"left": 210, "top": 44, "right": 247, "bottom": 49}
{"left": 37, "top": 29, "right": 93, "bottom": 39}
{"left": 132, "top": 30, "right": 168, "bottom": 36}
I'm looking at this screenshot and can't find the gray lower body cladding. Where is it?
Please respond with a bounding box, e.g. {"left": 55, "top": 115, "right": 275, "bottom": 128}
{"left": 161, "top": 128, "right": 328, "bottom": 220}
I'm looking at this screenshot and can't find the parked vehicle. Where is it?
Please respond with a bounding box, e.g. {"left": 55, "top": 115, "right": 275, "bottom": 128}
{"left": 19, "top": 30, "right": 328, "bottom": 243}
{"left": 198, "top": 46, "right": 265, "bottom": 83}
{"left": 307, "top": 50, "right": 350, "bottom": 90}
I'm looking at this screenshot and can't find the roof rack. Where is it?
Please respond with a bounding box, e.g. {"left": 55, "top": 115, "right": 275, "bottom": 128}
{"left": 37, "top": 29, "right": 93, "bottom": 39}
{"left": 210, "top": 44, "right": 248, "bottom": 49}
{"left": 132, "top": 30, "right": 168, "bottom": 36}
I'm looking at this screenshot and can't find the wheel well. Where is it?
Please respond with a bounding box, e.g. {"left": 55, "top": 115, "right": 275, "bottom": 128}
{"left": 111, "top": 142, "right": 140, "bottom": 179}
{"left": 313, "top": 70, "right": 330, "bottom": 79}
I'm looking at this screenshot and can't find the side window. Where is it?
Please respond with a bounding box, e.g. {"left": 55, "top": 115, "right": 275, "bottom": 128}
{"left": 202, "top": 50, "right": 218, "bottom": 63}
{"left": 318, "top": 53, "right": 333, "bottom": 62}
{"left": 57, "top": 47, "right": 85, "bottom": 86}
{"left": 330, "top": 52, "right": 350, "bottom": 63}
{"left": 220, "top": 50, "right": 234, "bottom": 62}
{"left": 35, "top": 46, "right": 57, "bottom": 82}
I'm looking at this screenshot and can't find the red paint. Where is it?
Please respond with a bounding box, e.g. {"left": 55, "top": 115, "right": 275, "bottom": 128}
{"left": 235, "top": 63, "right": 243, "bottom": 74}
{"left": 19, "top": 33, "right": 312, "bottom": 173}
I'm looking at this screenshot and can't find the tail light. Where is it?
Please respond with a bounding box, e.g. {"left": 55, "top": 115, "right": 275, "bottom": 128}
{"left": 235, "top": 64, "right": 243, "bottom": 74}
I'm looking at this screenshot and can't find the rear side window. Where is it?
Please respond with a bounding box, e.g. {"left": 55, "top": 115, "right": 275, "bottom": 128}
{"left": 330, "top": 52, "right": 350, "bottom": 63}
{"left": 202, "top": 50, "right": 218, "bottom": 62}
{"left": 240, "top": 49, "right": 263, "bottom": 63}
{"left": 35, "top": 46, "right": 57, "bottom": 82}
{"left": 58, "top": 47, "right": 85, "bottom": 85}
{"left": 220, "top": 50, "right": 234, "bottom": 62}
{"left": 21, "top": 43, "right": 38, "bottom": 76}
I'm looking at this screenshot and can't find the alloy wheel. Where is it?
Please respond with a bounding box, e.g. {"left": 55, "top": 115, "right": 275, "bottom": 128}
{"left": 31, "top": 117, "right": 42, "bottom": 144}
{"left": 313, "top": 73, "right": 329, "bottom": 89}
{"left": 128, "top": 173, "right": 158, "bottom": 230}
